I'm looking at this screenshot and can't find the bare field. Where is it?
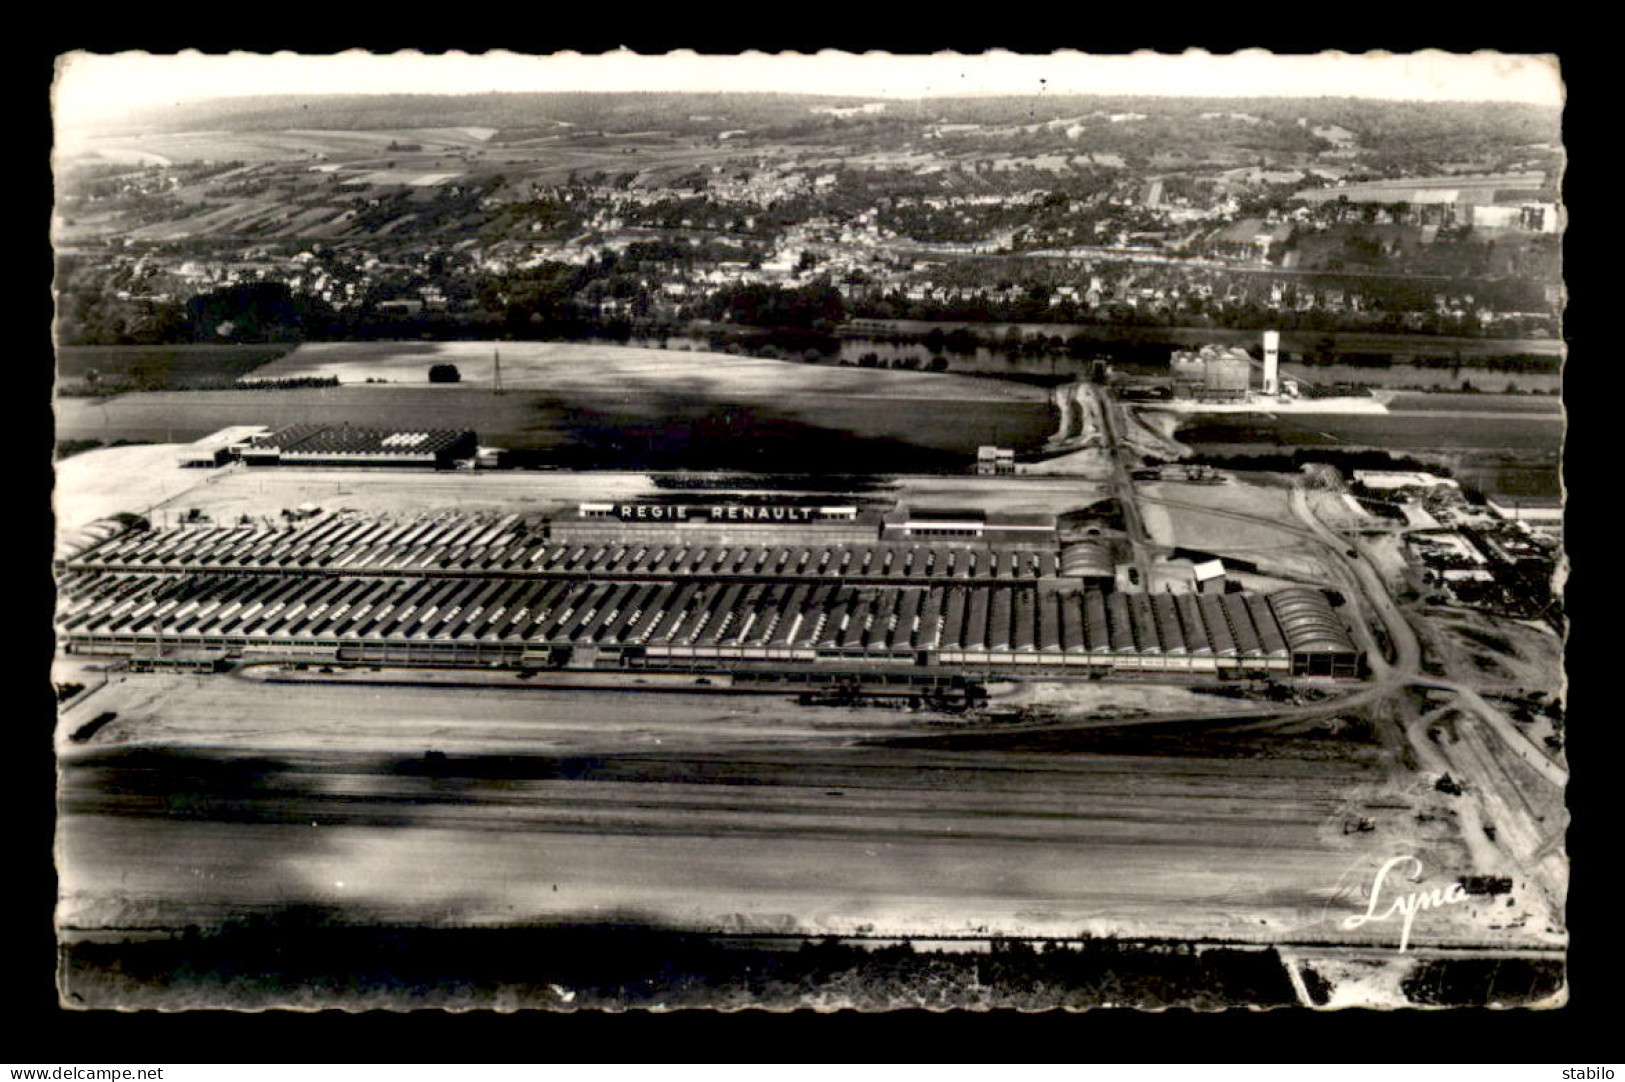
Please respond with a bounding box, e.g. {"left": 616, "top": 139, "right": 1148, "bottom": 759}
{"left": 1413, "top": 609, "right": 1565, "bottom": 694}
{"left": 54, "top": 349, "right": 1055, "bottom": 469}
{"left": 52, "top": 445, "right": 215, "bottom": 532}
{"left": 249, "top": 340, "right": 1049, "bottom": 402}
{"left": 52, "top": 447, "right": 586, "bottom": 531}
{"left": 56, "top": 674, "right": 940, "bottom": 758}
{"left": 53, "top": 674, "right": 1519, "bottom": 947}
{"left": 1385, "top": 393, "right": 1564, "bottom": 415}
{"left": 988, "top": 680, "right": 1275, "bottom": 719}
{"left": 1139, "top": 481, "right": 1331, "bottom": 579}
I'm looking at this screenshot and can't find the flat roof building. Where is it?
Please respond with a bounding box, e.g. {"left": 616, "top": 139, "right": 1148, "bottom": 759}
{"left": 1193, "top": 558, "right": 1227, "bottom": 595}
{"left": 882, "top": 506, "right": 1057, "bottom": 546}
{"left": 551, "top": 500, "right": 878, "bottom": 545}
{"left": 241, "top": 425, "right": 477, "bottom": 469}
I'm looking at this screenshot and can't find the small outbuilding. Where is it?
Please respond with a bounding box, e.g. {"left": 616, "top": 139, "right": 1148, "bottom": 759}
{"left": 1193, "top": 558, "right": 1227, "bottom": 595}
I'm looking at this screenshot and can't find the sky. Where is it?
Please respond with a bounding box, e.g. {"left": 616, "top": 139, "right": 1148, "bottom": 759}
{"left": 54, "top": 49, "right": 1564, "bottom": 128}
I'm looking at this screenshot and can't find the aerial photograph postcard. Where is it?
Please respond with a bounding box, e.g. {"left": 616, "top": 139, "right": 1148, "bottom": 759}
{"left": 50, "top": 49, "right": 1567, "bottom": 1011}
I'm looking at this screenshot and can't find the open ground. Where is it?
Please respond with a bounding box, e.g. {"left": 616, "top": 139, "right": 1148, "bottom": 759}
{"left": 250, "top": 340, "right": 1048, "bottom": 401}
{"left": 52, "top": 450, "right": 1109, "bottom": 531}
{"left": 1137, "top": 479, "right": 1337, "bottom": 581}
{"left": 54, "top": 343, "right": 1056, "bottom": 470}
{"left": 55, "top": 672, "right": 1534, "bottom": 950}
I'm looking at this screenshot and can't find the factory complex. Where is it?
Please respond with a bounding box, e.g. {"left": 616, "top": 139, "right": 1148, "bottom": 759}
{"left": 56, "top": 503, "right": 1363, "bottom": 679}
{"left": 1166, "top": 330, "right": 1291, "bottom": 403}
{"left": 63, "top": 328, "right": 1377, "bottom": 685}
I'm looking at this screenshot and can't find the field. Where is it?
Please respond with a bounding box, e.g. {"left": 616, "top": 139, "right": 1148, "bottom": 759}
{"left": 1282, "top": 364, "right": 1561, "bottom": 394}
{"left": 55, "top": 674, "right": 1518, "bottom": 952}
{"left": 55, "top": 127, "right": 778, "bottom": 246}
{"left": 249, "top": 340, "right": 1049, "bottom": 400}
{"left": 1137, "top": 480, "right": 1332, "bottom": 580}
{"left": 54, "top": 343, "right": 1056, "bottom": 471}
{"left": 1157, "top": 406, "right": 1562, "bottom": 501}
{"left": 55, "top": 344, "right": 296, "bottom": 392}
{"left": 1383, "top": 393, "right": 1564, "bottom": 414}
{"left": 1175, "top": 410, "right": 1562, "bottom": 454}
{"left": 58, "top": 126, "right": 500, "bottom": 165}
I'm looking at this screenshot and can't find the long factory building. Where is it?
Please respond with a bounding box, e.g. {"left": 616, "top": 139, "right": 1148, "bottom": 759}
{"left": 56, "top": 509, "right": 1362, "bottom": 678}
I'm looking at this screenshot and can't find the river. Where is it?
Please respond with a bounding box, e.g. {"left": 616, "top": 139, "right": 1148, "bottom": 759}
{"left": 633, "top": 331, "right": 1563, "bottom": 394}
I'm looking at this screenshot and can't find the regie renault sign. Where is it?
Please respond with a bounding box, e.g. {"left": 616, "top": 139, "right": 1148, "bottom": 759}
{"left": 580, "top": 502, "right": 856, "bottom": 523}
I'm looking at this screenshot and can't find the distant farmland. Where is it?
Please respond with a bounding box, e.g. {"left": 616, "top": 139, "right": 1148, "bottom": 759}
{"left": 57, "top": 126, "right": 500, "bottom": 165}
{"left": 52, "top": 344, "right": 1055, "bottom": 472}
{"left": 55, "top": 344, "right": 297, "bottom": 393}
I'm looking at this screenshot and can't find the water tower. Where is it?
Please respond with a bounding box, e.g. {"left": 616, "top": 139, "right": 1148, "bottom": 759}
{"left": 1262, "top": 330, "right": 1280, "bottom": 396}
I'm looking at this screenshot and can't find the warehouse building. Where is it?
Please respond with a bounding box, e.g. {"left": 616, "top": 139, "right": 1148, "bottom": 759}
{"left": 1266, "top": 587, "right": 1363, "bottom": 678}
{"left": 57, "top": 570, "right": 1356, "bottom": 677}
{"left": 880, "top": 506, "right": 1058, "bottom": 546}
{"left": 1057, "top": 539, "right": 1117, "bottom": 588}
{"left": 1486, "top": 496, "right": 1563, "bottom": 525}
{"left": 69, "top": 509, "right": 1064, "bottom": 583}
{"left": 55, "top": 517, "right": 138, "bottom": 565}
{"left": 57, "top": 511, "right": 1361, "bottom": 679}
{"left": 240, "top": 424, "right": 477, "bottom": 468}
